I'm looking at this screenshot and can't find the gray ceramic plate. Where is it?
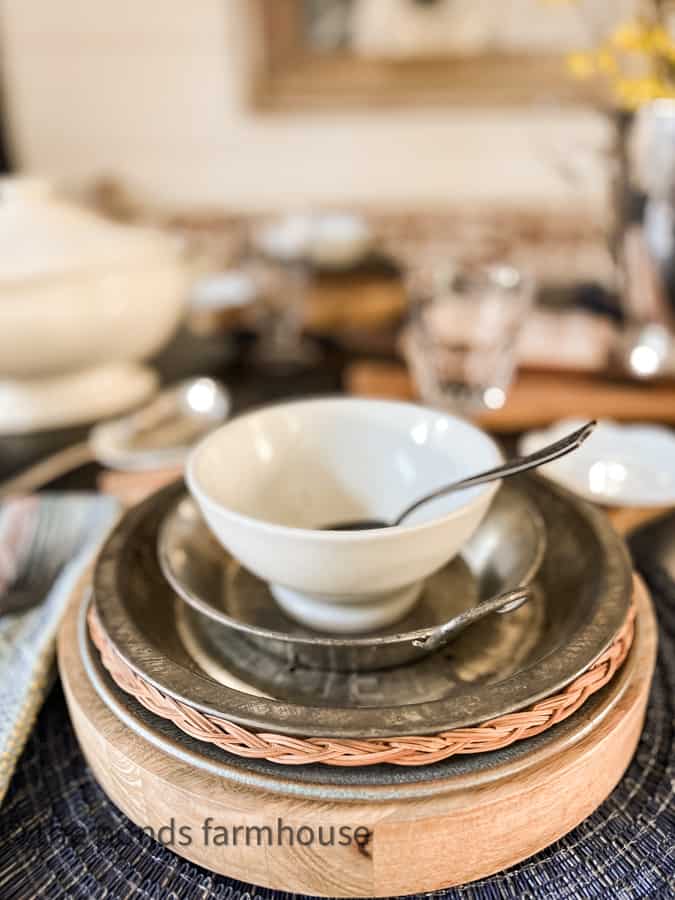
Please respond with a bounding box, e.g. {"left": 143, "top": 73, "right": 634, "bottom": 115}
{"left": 92, "top": 476, "right": 632, "bottom": 739}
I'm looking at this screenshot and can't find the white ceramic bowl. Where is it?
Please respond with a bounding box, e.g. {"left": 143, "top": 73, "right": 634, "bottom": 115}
{"left": 252, "top": 211, "right": 373, "bottom": 270}
{"left": 1, "top": 261, "right": 187, "bottom": 378}
{"left": 309, "top": 212, "right": 373, "bottom": 269}
{"left": 187, "top": 397, "right": 502, "bottom": 634}
{"left": 0, "top": 177, "right": 187, "bottom": 378}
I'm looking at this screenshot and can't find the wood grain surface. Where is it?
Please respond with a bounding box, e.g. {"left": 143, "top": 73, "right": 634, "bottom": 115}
{"left": 345, "top": 360, "right": 675, "bottom": 432}
{"left": 58, "top": 575, "right": 657, "bottom": 896}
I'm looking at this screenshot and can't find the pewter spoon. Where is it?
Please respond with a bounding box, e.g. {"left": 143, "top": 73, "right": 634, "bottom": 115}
{"left": 326, "top": 420, "right": 597, "bottom": 531}
{"left": 0, "top": 378, "right": 230, "bottom": 497}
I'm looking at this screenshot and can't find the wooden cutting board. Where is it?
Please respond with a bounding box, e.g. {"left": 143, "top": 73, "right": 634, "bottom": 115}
{"left": 345, "top": 361, "right": 675, "bottom": 432}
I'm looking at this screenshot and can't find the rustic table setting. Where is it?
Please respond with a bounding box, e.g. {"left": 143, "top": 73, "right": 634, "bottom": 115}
{"left": 0, "top": 209, "right": 674, "bottom": 898}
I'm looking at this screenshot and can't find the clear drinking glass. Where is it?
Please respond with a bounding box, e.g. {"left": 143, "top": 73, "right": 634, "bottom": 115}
{"left": 247, "top": 214, "right": 322, "bottom": 369}
{"left": 403, "top": 260, "right": 535, "bottom": 414}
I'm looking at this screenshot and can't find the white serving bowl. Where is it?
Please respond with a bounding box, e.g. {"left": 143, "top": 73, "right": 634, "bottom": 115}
{"left": 1, "top": 260, "right": 187, "bottom": 378}
{"left": 519, "top": 418, "right": 675, "bottom": 507}
{"left": 309, "top": 212, "right": 373, "bottom": 269}
{"left": 0, "top": 176, "right": 187, "bottom": 379}
{"left": 187, "top": 397, "right": 502, "bottom": 634}
{"left": 252, "top": 211, "right": 373, "bottom": 269}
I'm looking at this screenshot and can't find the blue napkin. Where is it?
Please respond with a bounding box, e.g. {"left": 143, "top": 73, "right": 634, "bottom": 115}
{"left": 0, "top": 494, "right": 118, "bottom": 804}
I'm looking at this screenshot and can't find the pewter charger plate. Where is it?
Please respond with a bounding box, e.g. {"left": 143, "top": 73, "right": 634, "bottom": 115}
{"left": 92, "top": 476, "right": 632, "bottom": 739}
{"left": 78, "top": 589, "right": 636, "bottom": 799}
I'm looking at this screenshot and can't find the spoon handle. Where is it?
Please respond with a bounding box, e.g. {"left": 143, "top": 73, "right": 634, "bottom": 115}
{"left": 0, "top": 442, "right": 93, "bottom": 498}
{"left": 412, "top": 586, "right": 532, "bottom": 653}
{"left": 394, "top": 420, "right": 596, "bottom": 526}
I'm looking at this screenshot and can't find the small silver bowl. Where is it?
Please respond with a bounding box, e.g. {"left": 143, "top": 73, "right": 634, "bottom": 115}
{"left": 158, "top": 480, "right": 546, "bottom": 673}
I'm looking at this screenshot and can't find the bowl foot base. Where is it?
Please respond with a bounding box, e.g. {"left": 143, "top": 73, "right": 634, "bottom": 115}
{"left": 269, "top": 581, "right": 422, "bottom": 634}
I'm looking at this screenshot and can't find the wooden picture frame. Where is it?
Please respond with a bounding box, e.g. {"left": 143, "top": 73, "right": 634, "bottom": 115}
{"left": 249, "top": 0, "right": 600, "bottom": 112}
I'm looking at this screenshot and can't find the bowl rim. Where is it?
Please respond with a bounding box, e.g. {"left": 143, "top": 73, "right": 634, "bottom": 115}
{"left": 185, "top": 395, "right": 503, "bottom": 541}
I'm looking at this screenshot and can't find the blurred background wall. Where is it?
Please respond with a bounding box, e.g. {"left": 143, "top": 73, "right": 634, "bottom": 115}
{"left": 0, "top": 0, "right": 608, "bottom": 215}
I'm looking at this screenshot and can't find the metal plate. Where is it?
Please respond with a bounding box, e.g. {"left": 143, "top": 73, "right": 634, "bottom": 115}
{"left": 92, "top": 476, "right": 632, "bottom": 739}
{"left": 174, "top": 586, "right": 547, "bottom": 706}
{"left": 157, "top": 485, "right": 545, "bottom": 671}
{"left": 78, "top": 589, "right": 637, "bottom": 800}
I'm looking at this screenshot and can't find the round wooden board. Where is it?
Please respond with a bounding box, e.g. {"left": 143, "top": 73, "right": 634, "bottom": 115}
{"left": 58, "top": 577, "right": 657, "bottom": 898}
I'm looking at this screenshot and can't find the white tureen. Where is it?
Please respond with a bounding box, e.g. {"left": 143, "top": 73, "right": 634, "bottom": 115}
{"left": 0, "top": 177, "right": 188, "bottom": 433}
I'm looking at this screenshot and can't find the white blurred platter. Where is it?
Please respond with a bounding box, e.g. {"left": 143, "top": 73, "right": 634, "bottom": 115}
{"left": 519, "top": 419, "right": 675, "bottom": 507}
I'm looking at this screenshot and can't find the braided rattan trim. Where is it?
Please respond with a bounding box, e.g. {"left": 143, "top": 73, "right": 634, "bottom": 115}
{"left": 88, "top": 599, "right": 636, "bottom": 767}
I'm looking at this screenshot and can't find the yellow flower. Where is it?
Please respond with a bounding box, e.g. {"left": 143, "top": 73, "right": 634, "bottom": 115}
{"left": 611, "top": 22, "right": 648, "bottom": 52}
{"left": 554, "top": 7, "right": 675, "bottom": 108}
{"left": 595, "top": 48, "right": 618, "bottom": 75}
{"left": 567, "top": 51, "right": 596, "bottom": 79}
{"left": 610, "top": 22, "right": 675, "bottom": 58}
{"left": 648, "top": 25, "right": 675, "bottom": 60}
{"left": 648, "top": 26, "right": 671, "bottom": 51}
{"left": 614, "top": 76, "right": 675, "bottom": 109}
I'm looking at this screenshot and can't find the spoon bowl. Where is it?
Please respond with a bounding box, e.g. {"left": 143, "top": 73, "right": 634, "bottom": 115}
{"left": 0, "top": 377, "right": 231, "bottom": 497}
{"left": 89, "top": 377, "right": 231, "bottom": 471}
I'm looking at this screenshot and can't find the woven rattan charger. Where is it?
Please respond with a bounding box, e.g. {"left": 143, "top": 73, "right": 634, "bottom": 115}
{"left": 87, "top": 594, "right": 636, "bottom": 767}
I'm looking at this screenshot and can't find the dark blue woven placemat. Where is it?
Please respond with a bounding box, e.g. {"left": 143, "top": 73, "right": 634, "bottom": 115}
{"left": 1, "top": 539, "right": 673, "bottom": 899}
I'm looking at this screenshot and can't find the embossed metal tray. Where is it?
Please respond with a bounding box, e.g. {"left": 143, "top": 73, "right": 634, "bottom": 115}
{"left": 157, "top": 484, "right": 545, "bottom": 672}
{"left": 91, "top": 476, "right": 632, "bottom": 739}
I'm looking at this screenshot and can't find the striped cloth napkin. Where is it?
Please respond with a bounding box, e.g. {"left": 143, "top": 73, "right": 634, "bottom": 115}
{"left": 0, "top": 494, "right": 119, "bottom": 804}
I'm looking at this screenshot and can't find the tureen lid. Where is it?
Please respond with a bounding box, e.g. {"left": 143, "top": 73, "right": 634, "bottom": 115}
{"left": 0, "top": 176, "right": 180, "bottom": 283}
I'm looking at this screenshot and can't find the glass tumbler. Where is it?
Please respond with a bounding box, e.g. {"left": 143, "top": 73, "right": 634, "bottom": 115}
{"left": 247, "top": 214, "right": 321, "bottom": 369}
{"left": 404, "top": 260, "right": 535, "bottom": 415}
